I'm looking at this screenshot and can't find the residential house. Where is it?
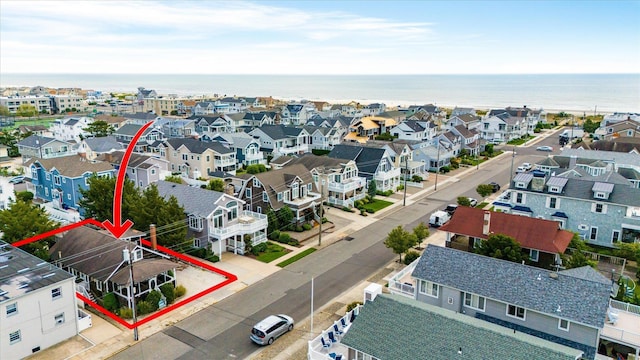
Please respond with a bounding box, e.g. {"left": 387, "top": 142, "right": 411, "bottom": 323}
{"left": 411, "top": 139, "right": 454, "bottom": 172}
{"left": 329, "top": 103, "right": 357, "bottom": 117}
{"left": 17, "top": 135, "right": 75, "bottom": 162}
{"left": 305, "top": 125, "right": 345, "bottom": 151}
{"left": 367, "top": 140, "right": 426, "bottom": 180}
{"left": 406, "top": 104, "right": 441, "bottom": 116}
{"left": 281, "top": 103, "right": 315, "bottom": 126}
{"left": 93, "top": 114, "right": 127, "bottom": 131}
{"left": 1, "top": 241, "right": 79, "bottom": 360}
{"left": 405, "top": 245, "right": 611, "bottom": 359}
{"left": 237, "top": 163, "right": 320, "bottom": 225}
{"left": 49, "top": 226, "right": 176, "bottom": 311}
{"left": 389, "top": 119, "right": 436, "bottom": 142}
{"left": 439, "top": 131, "right": 463, "bottom": 156}
{"left": 212, "top": 132, "right": 266, "bottom": 167}
{"left": 236, "top": 111, "right": 276, "bottom": 130}
{"left": 163, "top": 138, "right": 236, "bottom": 179}
{"left": 136, "top": 87, "right": 157, "bottom": 101}
{"left": 451, "top": 124, "right": 481, "bottom": 156}
{"left": 505, "top": 169, "right": 640, "bottom": 247}
{"left": 587, "top": 138, "right": 640, "bottom": 155}
{"left": 97, "top": 150, "right": 169, "bottom": 188}
{"left": 77, "top": 136, "right": 124, "bottom": 161}
{"left": 344, "top": 116, "right": 399, "bottom": 143}
{"left": 190, "top": 114, "right": 235, "bottom": 135}
{"left": 113, "top": 124, "right": 165, "bottom": 153}
{"left": 328, "top": 144, "right": 401, "bottom": 192}
{"left": 49, "top": 116, "right": 93, "bottom": 143}
{"left": 0, "top": 176, "right": 16, "bottom": 210}
{"left": 310, "top": 101, "right": 331, "bottom": 112}
{"left": 287, "top": 154, "right": 367, "bottom": 208}
{"left": 481, "top": 111, "right": 527, "bottom": 143}
{"left": 248, "top": 124, "right": 311, "bottom": 159}
{"left": 122, "top": 112, "right": 159, "bottom": 125}
{"left": 442, "top": 207, "right": 574, "bottom": 268}
{"left": 156, "top": 117, "right": 196, "bottom": 138}
{"left": 312, "top": 293, "right": 584, "bottom": 360}
{"left": 448, "top": 113, "right": 482, "bottom": 131}
{"left": 175, "top": 99, "right": 196, "bottom": 116}
{"left": 451, "top": 106, "right": 477, "bottom": 117}
{"left": 26, "top": 156, "right": 114, "bottom": 215}
{"left": 156, "top": 181, "right": 267, "bottom": 256}
{"left": 0, "top": 144, "right": 12, "bottom": 170}
{"left": 193, "top": 101, "right": 218, "bottom": 115}
{"left": 602, "top": 118, "right": 640, "bottom": 141}
{"left": 218, "top": 97, "right": 248, "bottom": 113}
{"left": 16, "top": 125, "right": 52, "bottom": 138}
{"left": 360, "top": 103, "right": 386, "bottom": 116}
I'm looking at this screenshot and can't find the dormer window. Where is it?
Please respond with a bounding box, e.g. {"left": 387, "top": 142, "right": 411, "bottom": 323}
{"left": 595, "top": 192, "right": 606, "bottom": 199}
{"left": 549, "top": 186, "right": 560, "bottom": 193}
{"left": 515, "top": 181, "right": 527, "bottom": 189}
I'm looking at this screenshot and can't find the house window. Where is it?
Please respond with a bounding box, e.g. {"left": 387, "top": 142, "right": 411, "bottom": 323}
{"left": 515, "top": 192, "right": 525, "bottom": 204}
{"left": 307, "top": 183, "right": 312, "bottom": 192}
{"left": 530, "top": 249, "right": 539, "bottom": 262}
{"left": 612, "top": 230, "right": 620, "bottom": 243}
{"left": 96, "top": 280, "right": 102, "bottom": 291}
{"left": 507, "top": 305, "right": 526, "bottom": 320}
{"left": 182, "top": 154, "right": 188, "bottom": 161}
{"left": 594, "top": 203, "right": 606, "bottom": 213}
{"left": 189, "top": 215, "right": 203, "bottom": 230}
{"left": 246, "top": 188, "right": 251, "bottom": 198}
{"left": 51, "top": 287, "right": 62, "bottom": 300}
{"left": 292, "top": 183, "right": 299, "bottom": 199}
{"left": 548, "top": 197, "right": 558, "bottom": 209}
{"left": 262, "top": 192, "right": 268, "bottom": 202}
{"left": 256, "top": 206, "right": 262, "bottom": 213}
{"left": 253, "top": 178, "right": 260, "bottom": 187}
{"left": 55, "top": 313, "right": 65, "bottom": 325}
{"left": 277, "top": 192, "right": 283, "bottom": 201}
{"left": 558, "top": 318, "right": 570, "bottom": 331}
{"left": 45, "top": 188, "right": 49, "bottom": 196}
{"left": 46, "top": 173, "right": 51, "bottom": 180}
{"left": 227, "top": 201, "right": 238, "bottom": 220}
{"left": 464, "top": 293, "right": 486, "bottom": 311}
{"left": 589, "top": 227, "right": 598, "bottom": 241}
{"left": 547, "top": 186, "right": 558, "bottom": 193}
{"left": 151, "top": 169, "right": 156, "bottom": 175}
{"left": 418, "top": 280, "right": 439, "bottom": 298}
{"left": 213, "top": 210, "right": 223, "bottom": 227}
{"left": 67, "top": 194, "right": 71, "bottom": 200}
{"left": 9, "top": 330, "right": 21, "bottom": 344}
{"left": 6, "top": 303, "right": 17, "bottom": 316}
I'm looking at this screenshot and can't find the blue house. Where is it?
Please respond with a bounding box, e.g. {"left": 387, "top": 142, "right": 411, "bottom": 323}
{"left": 210, "top": 132, "right": 266, "bottom": 167}
{"left": 27, "top": 156, "right": 114, "bottom": 215}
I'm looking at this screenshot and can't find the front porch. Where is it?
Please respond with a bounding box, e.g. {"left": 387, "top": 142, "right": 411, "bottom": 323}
{"left": 307, "top": 305, "right": 362, "bottom": 360}
{"left": 599, "top": 299, "right": 640, "bottom": 359}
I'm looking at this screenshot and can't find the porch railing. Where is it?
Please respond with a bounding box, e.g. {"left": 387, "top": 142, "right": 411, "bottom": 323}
{"left": 610, "top": 298, "right": 640, "bottom": 316}
{"left": 387, "top": 259, "right": 418, "bottom": 298}
{"left": 307, "top": 305, "right": 362, "bottom": 360}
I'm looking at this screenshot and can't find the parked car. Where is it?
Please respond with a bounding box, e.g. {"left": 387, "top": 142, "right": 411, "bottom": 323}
{"left": 8, "top": 176, "right": 25, "bottom": 184}
{"left": 536, "top": 146, "right": 554, "bottom": 152}
{"left": 429, "top": 210, "right": 451, "bottom": 227}
{"left": 489, "top": 182, "right": 501, "bottom": 192}
{"left": 250, "top": 314, "right": 294, "bottom": 345}
{"left": 521, "top": 163, "right": 532, "bottom": 171}
{"left": 515, "top": 166, "right": 527, "bottom": 173}
{"left": 467, "top": 197, "right": 478, "bottom": 207}
{"left": 444, "top": 204, "right": 458, "bottom": 215}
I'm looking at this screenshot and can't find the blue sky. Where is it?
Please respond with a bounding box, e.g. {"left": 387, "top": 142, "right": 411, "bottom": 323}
{"left": 1, "top": 0, "right": 638, "bottom": 74}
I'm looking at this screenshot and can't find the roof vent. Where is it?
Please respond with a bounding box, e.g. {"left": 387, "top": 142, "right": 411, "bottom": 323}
{"left": 549, "top": 272, "right": 559, "bottom": 280}
{"left": 536, "top": 274, "right": 542, "bottom": 281}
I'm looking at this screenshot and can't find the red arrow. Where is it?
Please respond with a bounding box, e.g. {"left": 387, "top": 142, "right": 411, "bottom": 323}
{"left": 102, "top": 121, "right": 155, "bottom": 238}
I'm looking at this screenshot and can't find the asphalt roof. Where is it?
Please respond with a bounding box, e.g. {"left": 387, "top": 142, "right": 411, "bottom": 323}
{"left": 156, "top": 180, "right": 224, "bottom": 217}
{"left": 26, "top": 156, "right": 114, "bottom": 178}
{"left": 0, "top": 241, "right": 74, "bottom": 303}
{"left": 166, "top": 138, "right": 233, "bottom": 155}
{"left": 340, "top": 294, "right": 583, "bottom": 360}
{"left": 554, "top": 176, "right": 640, "bottom": 206}
{"left": 17, "top": 135, "right": 65, "bottom": 148}
{"left": 559, "top": 148, "right": 640, "bottom": 167}
{"left": 114, "top": 123, "right": 155, "bottom": 137}
{"left": 328, "top": 144, "right": 386, "bottom": 177}
{"left": 83, "top": 136, "right": 124, "bottom": 153}
{"left": 411, "top": 245, "right": 611, "bottom": 328}
{"left": 253, "top": 124, "right": 305, "bottom": 139}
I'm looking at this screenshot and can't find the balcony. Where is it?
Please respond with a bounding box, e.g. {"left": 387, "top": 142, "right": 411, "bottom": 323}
{"left": 209, "top": 210, "right": 267, "bottom": 239}
{"left": 328, "top": 177, "right": 366, "bottom": 193}
{"left": 244, "top": 151, "right": 266, "bottom": 165}
{"left": 307, "top": 305, "right": 361, "bottom": 360}
{"left": 387, "top": 259, "right": 418, "bottom": 298}
{"left": 215, "top": 157, "right": 236, "bottom": 167}
{"left": 374, "top": 167, "right": 401, "bottom": 182}
{"left": 277, "top": 143, "right": 309, "bottom": 156}
{"left": 601, "top": 299, "right": 640, "bottom": 349}
{"left": 284, "top": 191, "right": 321, "bottom": 209}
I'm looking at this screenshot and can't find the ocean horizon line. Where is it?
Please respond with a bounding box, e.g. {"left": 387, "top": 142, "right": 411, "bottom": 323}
{"left": 2, "top": 72, "right": 639, "bottom": 76}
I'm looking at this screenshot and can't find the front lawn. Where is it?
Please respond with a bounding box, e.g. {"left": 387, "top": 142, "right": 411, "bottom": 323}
{"left": 362, "top": 199, "right": 393, "bottom": 212}
{"left": 256, "top": 242, "right": 291, "bottom": 263}
{"left": 277, "top": 248, "right": 317, "bottom": 267}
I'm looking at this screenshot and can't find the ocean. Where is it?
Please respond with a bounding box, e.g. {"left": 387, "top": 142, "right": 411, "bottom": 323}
{"left": 1, "top": 73, "right": 639, "bottom": 113}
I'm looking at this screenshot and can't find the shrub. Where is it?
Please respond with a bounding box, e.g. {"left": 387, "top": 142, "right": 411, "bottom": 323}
{"left": 103, "top": 292, "right": 119, "bottom": 312}
{"left": 119, "top": 307, "right": 133, "bottom": 319}
{"left": 411, "top": 175, "right": 423, "bottom": 182}
{"left": 312, "top": 149, "right": 331, "bottom": 156}
{"left": 321, "top": 217, "right": 328, "bottom": 223}
{"left": 16, "top": 191, "right": 34, "bottom": 202}
{"left": 396, "top": 184, "right": 404, "bottom": 191}
{"left": 303, "top": 223, "right": 312, "bottom": 231}
{"left": 209, "top": 254, "right": 220, "bottom": 263}
{"left": 404, "top": 250, "right": 420, "bottom": 265}
{"left": 360, "top": 209, "right": 366, "bottom": 216}
{"left": 160, "top": 283, "right": 176, "bottom": 304}
{"left": 346, "top": 301, "right": 363, "bottom": 313}
{"left": 137, "top": 300, "right": 154, "bottom": 315}
{"left": 174, "top": 285, "right": 187, "bottom": 298}
{"left": 366, "top": 208, "right": 374, "bottom": 214}
{"left": 252, "top": 242, "right": 268, "bottom": 255}
{"left": 269, "top": 230, "right": 280, "bottom": 240}
{"left": 145, "top": 290, "right": 162, "bottom": 311}
{"left": 278, "top": 233, "right": 291, "bottom": 244}
{"left": 342, "top": 206, "right": 353, "bottom": 212}
{"left": 288, "top": 239, "right": 300, "bottom": 246}
{"left": 439, "top": 166, "right": 451, "bottom": 173}
{"left": 295, "top": 226, "right": 304, "bottom": 232}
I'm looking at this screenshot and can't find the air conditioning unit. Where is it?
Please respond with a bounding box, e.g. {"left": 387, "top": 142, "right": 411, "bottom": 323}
{"left": 364, "top": 283, "right": 383, "bottom": 303}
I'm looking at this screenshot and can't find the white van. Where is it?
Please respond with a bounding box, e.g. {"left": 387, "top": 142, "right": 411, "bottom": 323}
{"left": 429, "top": 210, "right": 451, "bottom": 227}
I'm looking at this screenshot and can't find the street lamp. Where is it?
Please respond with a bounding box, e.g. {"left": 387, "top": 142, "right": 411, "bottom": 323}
{"left": 434, "top": 140, "right": 441, "bottom": 191}
{"left": 509, "top": 146, "right": 516, "bottom": 184}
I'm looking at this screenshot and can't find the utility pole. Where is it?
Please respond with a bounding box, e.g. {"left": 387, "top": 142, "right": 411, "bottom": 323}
{"left": 403, "top": 156, "right": 408, "bottom": 206}
{"left": 476, "top": 142, "right": 480, "bottom": 170}
{"left": 434, "top": 140, "right": 441, "bottom": 191}
{"left": 509, "top": 146, "right": 516, "bottom": 185}
{"left": 126, "top": 241, "right": 139, "bottom": 341}
{"left": 317, "top": 168, "right": 330, "bottom": 247}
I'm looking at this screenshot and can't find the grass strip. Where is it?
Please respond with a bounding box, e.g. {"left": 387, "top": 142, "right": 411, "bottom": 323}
{"left": 277, "top": 248, "right": 317, "bottom": 267}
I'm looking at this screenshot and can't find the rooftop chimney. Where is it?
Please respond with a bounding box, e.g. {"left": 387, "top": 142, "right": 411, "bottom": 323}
{"left": 569, "top": 155, "right": 577, "bottom": 168}
{"left": 150, "top": 224, "right": 157, "bottom": 251}
{"left": 225, "top": 183, "right": 235, "bottom": 196}
{"left": 482, "top": 211, "right": 491, "bottom": 236}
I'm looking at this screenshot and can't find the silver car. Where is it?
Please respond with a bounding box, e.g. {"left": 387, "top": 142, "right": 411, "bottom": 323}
{"left": 250, "top": 314, "right": 294, "bottom": 345}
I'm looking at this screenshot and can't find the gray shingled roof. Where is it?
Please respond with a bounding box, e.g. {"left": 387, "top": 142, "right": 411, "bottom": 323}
{"left": 341, "top": 294, "right": 583, "bottom": 360}
{"left": 123, "top": 112, "right": 158, "bottom": 121}
{"left": 115, "top": 124, "right": 155, "bottom": 137}
{"left": 165, "top": 138, "right": 232, "bottom": 155}
{"left": 156, "top": 180, "right": 224, "bottom": 217}
{"left": 255, "top": 124, "right": 304, "bottom": 139}
{"left": 249, "top": 163, "right": 315, "bottom": 210}
{"left": 288, "top": 154, "right": 349, "bottom": 171}
{"left": 83, "top": 136, "right": 124, "bottom": 153}
{"left": 559, "top": 148, "right": 640, "bottom": 167}
{"left": 559, "top": 266, "right": 610, "bottom": 284}
{"left": 412, "top": 245, "right": 610, "bottom": 328}
{"left": 556, "top": 176, "right": 640, "bottom": 206}
{"left": 328, "top": 144, "right": 385, "bottom": 177}
{"left": 17, "top": 135, "right": 64, "bottom": 148}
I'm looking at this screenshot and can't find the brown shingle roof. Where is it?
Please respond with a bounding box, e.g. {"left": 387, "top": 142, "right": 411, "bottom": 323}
{"left": 439, "top": 207, "right": 573, "bottom": 254}
{"left": 27, "top": 156, "right": 113, "bottom": 177}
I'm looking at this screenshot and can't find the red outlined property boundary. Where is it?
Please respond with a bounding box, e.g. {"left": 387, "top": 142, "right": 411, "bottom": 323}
{"left": 13, "top": 218, "right": 237, "bottom": 329}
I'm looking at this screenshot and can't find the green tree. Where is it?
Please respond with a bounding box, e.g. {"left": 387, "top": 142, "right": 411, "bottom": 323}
{"left": 0, "top": 129, "right": 21, "bottom": 157}
{"left": 474, "top": 234, "right": 524, "bottom": 263}
{"left": 457, "top": 196, "right": 471, "bottom": 206}
{"left": 266, "top": 208, "right": 279, "bottom": 234}
{"left": 16, "top": 104, "right": 38, "bottom": 117}
{"left": 0, "top": 199, "right": 60, "bottom": 260}
{"left": 78, "top": 176, "right": 140, "bottom": 222}
{"left": 84, "top": 120, "right": 115, "bottom": 137}
{"left": 484, "top": 144, "right": 494, "bottom": 155}
{"left": 583, "top": 119, "right": 600, "bottom": 133}
{"left": 246, "top": 164, "right": 267, "bottom": 174}
{"left": 0, "top": 105, "right": 10, "bottom": 116}
{"left": 384, "top": 225, "right": 417, "bottom": 263}
{"left": 476, "top": 184, "right": 494, "bottom": 197}
{"left": 277, "top": 206, "right": 294, "bottom": 231}
{"left": 152, "top": 195, "right": 187, "bottom": 248}
{"left": 207, "top": 179, "right": 225, "bottom": 192}
{"left": 367, "top": 180, "right": 377, "bottom": 199}
{"left": 412, "top": 222, "right": 430, "bottom": 246}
